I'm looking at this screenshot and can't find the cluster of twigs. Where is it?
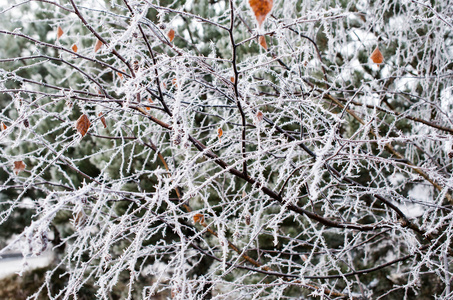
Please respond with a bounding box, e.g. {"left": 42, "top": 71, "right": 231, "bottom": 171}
{"left": 1, "top": 0, "right": 453, "bottom": 299}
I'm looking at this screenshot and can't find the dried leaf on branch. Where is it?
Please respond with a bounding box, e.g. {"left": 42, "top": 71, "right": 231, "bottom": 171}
{"left": 98, "top": 112, "right": 107, "bottom": 128}
{"left": 193, "top": 213, "right": 205, "bottom": 224}
{"left": 259, "top": 35, "right": 268, "bottom": 49}
{"left": 73, "top": 210, "right": 87, "bottom": 228}
{"left": 75, "top": 114, "right": 91, "bottom": 137}
{"left": 168, "top": 29, "right": 175, "bottom": 42}
{"left": 249, "top": 0, "right": 273, "bottom": 28}
{"left": 94, "top": 39, "right": 103, "bottom": 53}
{"left": 244, "top": 213, "right": 251, "bottom": 225}
{"left": 256, "top": 111, "right": 264, "bottom": 122}
{"left": 146, "top": 98, "right": 154, "bottom": 110}
{"left": 370, "top": 46, "right": 384, "bottom": 65}
{"left": 13, "top": 161, "right": 26, "bottom": 175}
{"left": 57, "top": 26, "right": 64, "bottom": 39}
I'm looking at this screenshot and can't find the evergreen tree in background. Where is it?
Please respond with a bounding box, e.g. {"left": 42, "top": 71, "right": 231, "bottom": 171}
{"left": 0, "top": 0, "right": 452, "bottom": 299}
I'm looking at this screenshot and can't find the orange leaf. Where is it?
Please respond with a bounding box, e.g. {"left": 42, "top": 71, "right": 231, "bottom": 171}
{"left": 193, "top": 213, "right": 205, "bottom": 224}
{"left": 172, "top": 78, "right": 178, "bottom": 87}
{"left": 71, "top": 44, "right": 78, "bottom": 53}
{"left": 117, "top": 72, "right": 123, "bottom": 79}
{"left": 57, "top": 26, "right": 64, "bottom": 39}
{"left": 259, "top": 35, "right": 268, "bottom": 50}
{"left": 217, "top": 128, "right": 223, "bottom": 138}
{"left": 75, "top": 114, "right": 91, "bottom": 137}
{"left": 13, "top": 161, "right": 26, "bottom": 175}
{"left": 370, "top": 46, "right": 384, "bottom": 65}
{"left": 146, "top": 98, "right": 153, "bottom": 110}
{"left": 98, "top": 112, "right": 107, "bottom": 128}
{"left": 249, "top": 0, "right": 273, "bottom": 28}
{"left": 230, "top": 76, "right": 235, "bottom": 83}
{"left": 0, "top": 121, "right": 7, "bottom": 131}
{"left": 168, "top": 29, "right": 175, "bottom": 42}
{"left": 94, "top": 39, "right": 103, "bottom": 53}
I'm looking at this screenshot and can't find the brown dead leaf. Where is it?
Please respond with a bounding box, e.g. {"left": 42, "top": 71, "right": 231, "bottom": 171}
{"left": 256, "top": 110, "right": 264, "bottom": 122}
{"left": 1, "top": 121, "right": 7, "bottom": 131}
{"left": 193, "top": 213, "right": 205, "bottom": 224}
{"left": 249, "top": 0, "right": 273, "bottom": 28}
{"left": 370, "top": 46, "right": 384, "bottom": 65}
{"left": 230, "top": 76, "right": 235, "bottom": 83}
{"left": 57, "top": 26, "right": 64, "bottom": 39}
{"left": 13, "top": 161, "right": 26, "bottom": 175}
{"left": 168, "top": 29, "right": 175, "bottom": 42}
{"left": 217, "top": 128, "right": 223, "bottom": 138}
{"left": 94, "top": 39, "right": 103, "bottom": 53}
{"left": 71, "top": 44, "right": 78, "bottom": 53}
{"left": 133, "top": 60, "right": 140, "bottom": 72}
{"left": 98, "top": 112, "right": 107, "bottom": 128}
{"left": 75, "top": 114, "right": 91, "bottom": 137}
{"left": 259, "top": 35, "right": 268, "bottom": 50}
{"left": 73, "top": 210, "right": 87, "bottom": 228}
{"left": 245, "top": 214, "right": 251, "bottom": 225}
{"left": 146, "top": 98, "right": 153, "bottom": 110}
